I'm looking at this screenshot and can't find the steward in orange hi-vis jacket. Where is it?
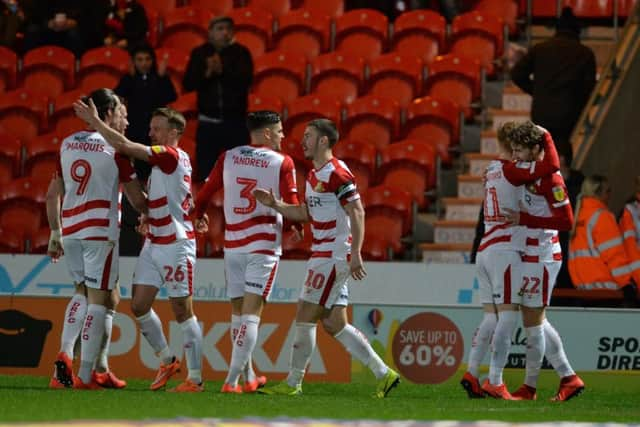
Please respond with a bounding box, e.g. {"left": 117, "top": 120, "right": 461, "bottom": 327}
{"left": 619, "top": 176, "right": 640, "bottom": 263}
{"left": 569, "top": 176, "right": 640, "bottom": 294}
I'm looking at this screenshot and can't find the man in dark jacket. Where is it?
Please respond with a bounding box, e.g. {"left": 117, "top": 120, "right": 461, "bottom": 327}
{"left": 511, "top": 7, "right": 596, "bottom": 154}
{"left": 183, "top": 16, "right": 253, "bottom": 182}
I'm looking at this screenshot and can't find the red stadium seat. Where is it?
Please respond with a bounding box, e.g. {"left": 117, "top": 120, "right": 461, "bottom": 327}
{"left": 521, "top": 0, "right": 558, "bottom": 18}
{"left": 247, "top": 0, "right": 291, "bottom": 18}
{"left": 450, "top": 11, "right": 505, "bottom": 77}
{"left": 179, "top": 135, "right": 196, "bottom": 164}
{"left": 253, "top": 51, "right": 307, "bottom": 105}
{"left": 301, "top": 0, "right": 344, "bottom": 18}
{"left": 365, "top": 53, "right": 424, "bottom": 108}
{"left": 424, "top": 54, "right": 482, "bottom": 119}
{"left": 29, "top": 227, "right": 51, "bottom": 254}
{"left": 0, "top": 176, "right": 49, "bottom": 233}
{"left": 24, "top": 132, "right": 63, "bottom": 179}
{"left": 620, "top": 0, "right": 638, "bottom": 17}
{"left": 335, "top": 9, "right": 389, "bottom": 61}
{"left": 362, "top": 234, "right": 392, "bottom": 261}
{"left": 342, "top": 95, "right": 400, "bottom": 151}
{"left": 476, "top": 0, "right": 519, "bottom": 35}
{"left": 273, "top": 9, "right": 331, "bottom": 59}
{"left": 145, "top": 7, "right": 160, "bottom": 47}
{"left": 169, "top": 91, "right": 197, "bottom": 118}
{"left": 310, "top": 52, "right": 365, "bottom": 104}
{"left": 228, "top": 8, "right": 274, "bottom": 59}
{"left": 0, "top": 227, "right": 25, "bottom": 253}
{"left": 567, "top": 0, "right": 613, "bottom": 18}
{"left": 78, "top": 47, "right": 130, "bottom": 93}
{"left": 364, "top": 216, "right": 404, "bottom": 254}
{"left": 248, "top": 93, "right": 284, "bottom": 114}
{"left": 155, "top": 47, "right": 190, "bottom": 94}
{"left": 404, "top": 95, "right": 462, "bottom": 165}
{"left": 284, "top": 94, "right": 341, "bottom": 143}
{"left": 332, "top": 139, "right": 377, "bottom": 192}
{"left": 50, "top": 88, "right": 88, "bottom": 136}
{"left": 0, "top": 132, "right": 21, "bottom": 185}
{"left": 138, "top": 0, "right": 178, "bottom": 16}
{"left": 0, "top": 89, "right": 48, "bottom": 143}
{"left": 391, "top": 10, "right": 445, "bottom": 64}
{"left": 0, "top": 46, "right": 17, "bottom": 93}
{"left": 363, "top": 184, "right": 414, "bottom": 236}
{"left": 21, "top": 46, "right": 75, "bottom": 98}
{"left": 158, "top": 7, "right": 213, "bottom": 51}
{"left": 379, "top": 139, "right": 437, "bottom": 208}
{"left": 189, "top": 0, "right": 234, "bottom": 15}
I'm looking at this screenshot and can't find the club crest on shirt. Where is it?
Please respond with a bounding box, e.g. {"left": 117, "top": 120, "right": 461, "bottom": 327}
{"left": 552, "top": 186, "right": 566, "bottom": 201}
{"left": 526, "top": 183, "right": 537, "bottom": 194}
{"left": 314, "top": 182, "right": 324, "bottom": 192}
{"left": 151, "top": 145, "right": 166, "bottom": 154}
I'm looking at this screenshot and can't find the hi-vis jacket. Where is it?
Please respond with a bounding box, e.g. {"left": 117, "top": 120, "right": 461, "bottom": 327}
{"left": 619, "top": 200, "right": 640, "bottom": 262}
{"left": 569, "top": 197, "right": 640, "bottom": 290}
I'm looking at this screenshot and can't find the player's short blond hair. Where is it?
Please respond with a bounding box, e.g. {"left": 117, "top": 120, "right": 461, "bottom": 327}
{"left": 152, "top": 107, "right": 186, "bottom": 136}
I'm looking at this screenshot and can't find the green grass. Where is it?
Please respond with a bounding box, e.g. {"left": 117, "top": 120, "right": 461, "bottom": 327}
{"left": 1, "top": 370, "right": 640, "bottom": 423}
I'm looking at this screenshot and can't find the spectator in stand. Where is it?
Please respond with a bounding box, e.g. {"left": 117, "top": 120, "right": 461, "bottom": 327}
{"left": 568, "top": 175, "right": 640, "bottom": 307}
{"left": 115, "top": 43, "right": 177, "bottom": 255}
{"left": 556, "top": 145, "right": 584, "bottom": 288}
{"left": 103, "top": 0, "right": 148, "bottom": 51}
{"left": 619, "top": 176, "right": 640, "bottom": 263}
{"left": 511, "top": 7, "right": 596, "bottom": 154}
{"left": 0, "top": 0, "right": 25, "bottom": 49}
{"left": 182, "top": 16, "right": 253, "bottom": 182}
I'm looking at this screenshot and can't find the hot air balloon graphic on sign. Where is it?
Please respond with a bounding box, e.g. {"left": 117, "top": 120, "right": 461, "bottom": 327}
{"left": 368, "top": 308, "right": 383, "bottom": 334}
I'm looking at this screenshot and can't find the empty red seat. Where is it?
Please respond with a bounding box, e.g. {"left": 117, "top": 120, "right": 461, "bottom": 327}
{"left": 363, "top": 184, "right": 414, "bottom": 236}
{"left": 24, "top": 132, "right": 63, "bottom": 179}
{"left": 247, "top": 0, "right": 291, "bottom": 18}
{"left": 138, "top": 0, "right": 178, "bottom": 16}
{"left": 364, "top": 216, "right": 404, "bottom": 254}
{"left": 248, "top": 93, "right": 284, "bottom": 114}
{"left": 229, "top": 7, "right": 273, "bottom": 59}
{"left": 281, "top": 225, "right": 312, "bottom": 259}
{"left": 0, "top": 176, "right": 49, "bottom": 234}
{"left": 378, "top": 139, "right": 437, "bottom": 208}
{"left": 424, "top": 54, "right": 482, "bottom": 119}
{"left": 365, "top": 53, "right": 424, "bottom": 108}
{"left": 179, "top": 135, "right": 196, "bottom": 164}
{"left": 450, "top": 11, "right": 505, "bottom": 77}
{"left": 158, "top": 7, "right": 213, "bottom": 51}
{"left": 301, "top": 0, "right": 344, "bottom": 18}
{"left": 567, "top": 0, "right": 613, "bottom": 18}
{"left": 21, "top": 46, "right": 75, "bottom": 98}
{"left": 332, "top": 139, "right": 377, "bottom": 192}
{"left": 273, "top": 9, "right": 331, "bottom": 59}
{"left": 253, "top": 51, "right": 307, "bottom": 105}
{"left": 310, "top": 52, "right": 365, "bottom": 104}
{"left": 392, "top": 9, "right": 445, "bottom": 64}
{"left": 362, "top": 234, "right": 392, "bottom": 260}
{"left": 404, "top": 95, "right": 462, "bottom": 165}
{"left": 0, "top": 46, "right": 17, "bottom": 93}
{"left": 155, "top": 47, "right": 190, "bottom": 94}
{"left": 0, "top": 89, "right": 48, "bottom": 143}
{"left": 0, "top": 227, "right": 25, "bottom": 253}
{"left": 0, "top": 132, "right": 21, "bottom": 185}
{"left": 189, "top": 0, "right": 234, "bottom": 15}
{"left": 476, "top": 0, "right": 519, "bottom": 35}
{"left": 78, "top": 47, "right": 130, "bottom": 93}
{"left": 50, "top": 88, "right": 88, "bottom": 136}
{"left": 284, "top": 94, "right": 342, "bottom": 143}
{"left": 29, "top": 227, "right": 51, "bottom": 254}
{"left": 342, "top": 95, "right": 400, "bottom": 151}
{"left": 335, "top": 9, "right": 388, "bottom": 61}
{"left": 620, "top": 0, "right": 638, "bottom": 17}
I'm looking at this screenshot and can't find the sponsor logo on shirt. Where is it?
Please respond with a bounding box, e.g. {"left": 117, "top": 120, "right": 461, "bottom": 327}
{"left": 552, "top": 186, "right": 566, "bottom": 202}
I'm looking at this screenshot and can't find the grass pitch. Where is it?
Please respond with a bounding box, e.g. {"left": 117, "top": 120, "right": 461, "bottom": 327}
{"left": 1, "top": 370, "right": 639, "bottom": 423}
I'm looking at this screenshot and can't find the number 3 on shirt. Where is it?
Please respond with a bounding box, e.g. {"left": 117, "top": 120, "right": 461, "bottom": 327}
{"left": 70, "top": 159, "right": 92, "bottom": 195}
{"left": 233, "top": 177, "right": 257, "bottom": 215}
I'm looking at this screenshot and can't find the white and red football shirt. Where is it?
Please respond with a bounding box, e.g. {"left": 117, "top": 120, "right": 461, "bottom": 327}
{"left": 146, "top": 145, "right": 195, "bottom": 244}
{"left": 520, "top": 172, "right": 574, "bottom": 262}
{"left": 59, "top": 130, "right": 135, "bottom": 240}
{"left": 194, "top": 144, "right": 298, "bottom": 256}
{"left": 306, "top": 157, "right": 359, "bottom": 260}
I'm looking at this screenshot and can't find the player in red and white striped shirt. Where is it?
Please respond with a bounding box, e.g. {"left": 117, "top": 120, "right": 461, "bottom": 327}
{"left": 254, "top": 119, "right": 400, "bottom": 398}
{"left": 504, "top": 124, "right": 583, "bottom": 402}
{"left": 193, "top": 110, "right": 299, "bottom": 393}
{"left": 47, "top": 89, "right": 147, "bottom": 389}
{"left": 75, "top": 101, "right": 203, "bottom": 392}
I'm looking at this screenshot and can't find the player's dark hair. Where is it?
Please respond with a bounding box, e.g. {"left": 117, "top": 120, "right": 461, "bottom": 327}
{"left": 246, "top": 110, "right": 281, "bottom": 132}
{"left": 83, "top": 88, "right": 118, "bottom": 121}
{"left": 152, "top": 107, "right": 186, "bottom": 135}
{"left": 510, "top": 121, "right": 545, "bottom": 150}
{"left": 307, "top": 118, "right": 339, "bottom": 147}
